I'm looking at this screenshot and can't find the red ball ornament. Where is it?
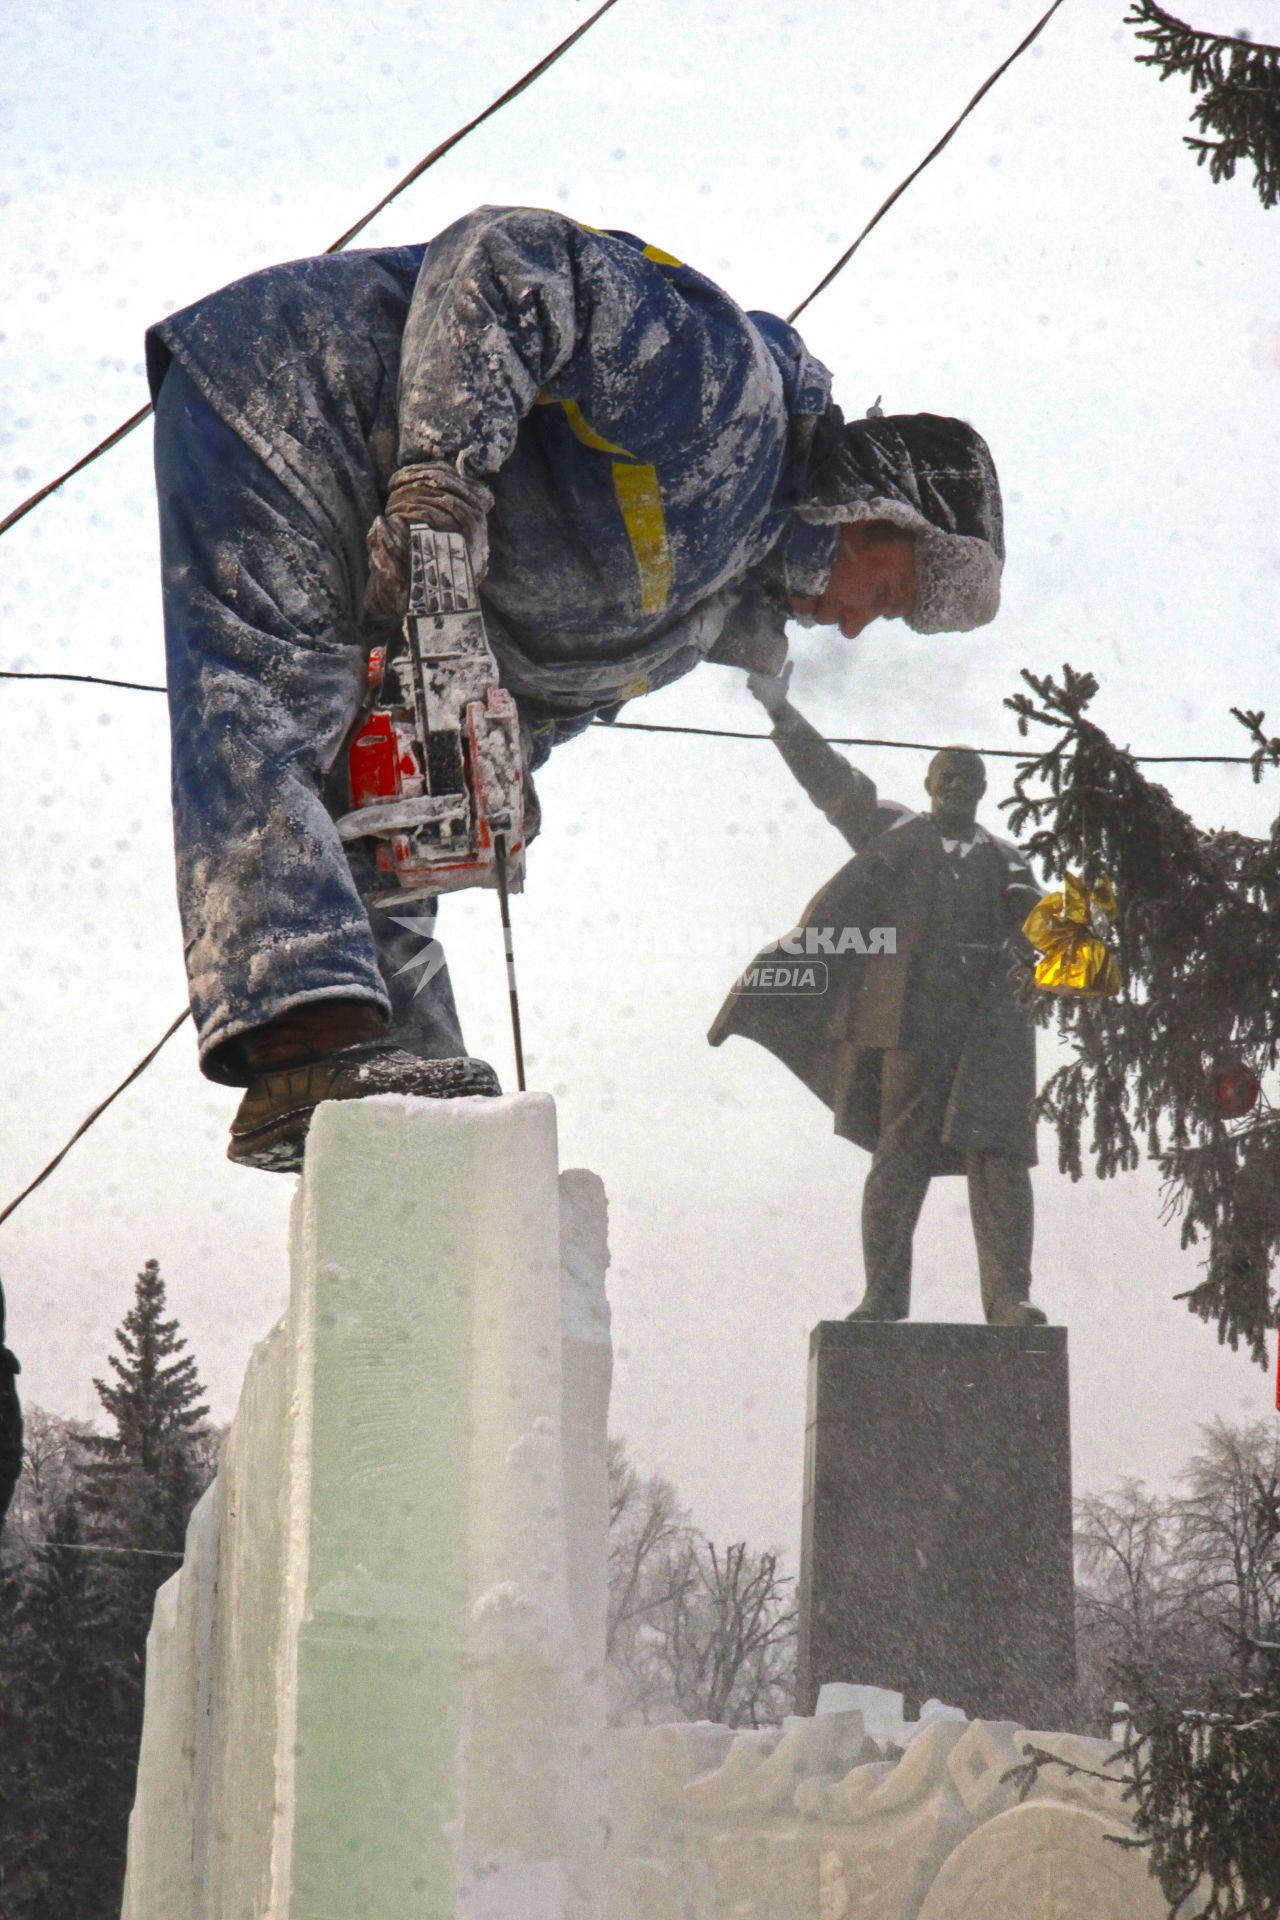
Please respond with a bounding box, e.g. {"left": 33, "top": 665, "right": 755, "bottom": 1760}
{"left": 1204, "top": 1059, "right": 1261, "bottom": 1119}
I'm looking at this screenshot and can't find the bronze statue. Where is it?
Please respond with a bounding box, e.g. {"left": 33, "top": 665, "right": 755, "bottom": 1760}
{"left": 710, "top": 666, "right": 1048, "bottom": 1327}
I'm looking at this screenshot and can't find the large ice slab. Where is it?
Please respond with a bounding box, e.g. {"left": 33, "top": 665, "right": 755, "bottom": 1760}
{"left": 122, "top": 1093, "right": 612, "bottom": 1920}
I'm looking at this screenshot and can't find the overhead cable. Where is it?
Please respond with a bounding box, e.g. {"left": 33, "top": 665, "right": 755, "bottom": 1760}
{"left": 35, "top": 1540, "right": 186, "bottom": 1561}
{"left": 0, "top": 670, "right": 1266, "bottom": 767}
{"left": 1, "top": 668, "right": 170, "bottom": 694}
{"left": 605, "top": 717, "right": 1262, "bottom": 767}
{"left": 0, "top": 1009, "right": 191, "bottom": 1231}
{"left": 788, "top": 0, "right": 1070, "bottom": 322}
{"left": 5, "top": 0, "right": 1057, "bottom": 534}
{"left": 0, "top": 0, "right": 625, "bottom": 544}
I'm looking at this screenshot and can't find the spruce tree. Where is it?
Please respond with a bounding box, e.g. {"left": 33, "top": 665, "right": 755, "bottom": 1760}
{"left": 1007, "top": 672, "right": 1280, "bottom": 1914}
{"left": 68, "top": 1260, "right": 211, "bottom": 1920}
{"left": 78, "top": 1257, "right": 210, "bottom": 1552}
{"left": 1127, "top": 3, "right": 1280, "bottom": 209}
{"left": 1003, "top": 665, "right": 1279, "bottom": 1363}
{"left": 0, "top": 1498, "right": 126, "bottom": 1920}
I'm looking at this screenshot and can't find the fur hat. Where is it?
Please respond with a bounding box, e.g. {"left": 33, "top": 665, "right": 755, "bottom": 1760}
{"left": 798, "top": 413, "right": 1004, "bottom": 634}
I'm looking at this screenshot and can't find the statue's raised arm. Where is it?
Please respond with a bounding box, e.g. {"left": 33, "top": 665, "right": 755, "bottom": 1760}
{"left": 747, "top": 668, "right": 886, "bottom": 852}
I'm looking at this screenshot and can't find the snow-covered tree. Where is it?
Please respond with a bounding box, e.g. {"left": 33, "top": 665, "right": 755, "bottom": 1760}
{"left": 0, "top": 1498, "right": 127, "bottom": 1920}
{"left": 1068, "top": 1422, "right": 1280, "bottom": 1916}
{"left": 1175, "top": 1419, "right": 1280, "bottom": 1694}
{"left": 0, "top": 1261, "right": 214, "bottom": 1919}
{"left": 1128, "top": 3, "right": 1280, "bottom": 208}
{"left": 1074, "top": 1480, "right": 1213, "bottom": 1732}
{"left": 77, "top": 1256, "right": 210, "bottom": 1553}
{"left": 1004, "top": 665, "right": 1280, "bottom": 1363}
{"left": 606, "top": 1436, "right": 796, "bottom": 1728}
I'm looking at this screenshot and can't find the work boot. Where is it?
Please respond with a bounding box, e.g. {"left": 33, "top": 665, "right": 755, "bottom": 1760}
{"left": 227, "top": 1041, "right": 501, "bottom": 1173}
{"left": 986, "top": 1296, "right": 1048, "bottom": 1328}
{"left": 846, "top": 1289, "right": 908, "bottom": 1323}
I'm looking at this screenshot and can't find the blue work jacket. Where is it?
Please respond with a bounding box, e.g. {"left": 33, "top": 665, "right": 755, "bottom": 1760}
{"left": 146, "top": 206, "right": 840, "bottom": 757}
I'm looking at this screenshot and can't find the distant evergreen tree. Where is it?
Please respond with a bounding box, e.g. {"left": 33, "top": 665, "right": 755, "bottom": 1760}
{"left": 1128, "top": 3, "right": 1280, "bottom": 208}
{"left": 74, "top": 1259, "right": 210, "bottom": 1917}
{"left": 0, "top": 1260, "right": 212, "bottom": 1920}
{"left": 1004, "top": 666, "right": 1280, "bottom": 1363}
{"left": 0, "top": 1498, "right": 126, "bottom": 1920}
{"left": 78, "top": 1257, "right": 210, "bottom": 1552}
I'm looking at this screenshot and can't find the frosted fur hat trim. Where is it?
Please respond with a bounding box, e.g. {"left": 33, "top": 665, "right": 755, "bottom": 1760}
{"left": 798, "top": 414, "right": 1005, "bottom": 635}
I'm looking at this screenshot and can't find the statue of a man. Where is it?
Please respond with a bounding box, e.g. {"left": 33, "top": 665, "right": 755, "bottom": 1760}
{"left": 709, "top": 666, "right": 1048, "bottom": 1327}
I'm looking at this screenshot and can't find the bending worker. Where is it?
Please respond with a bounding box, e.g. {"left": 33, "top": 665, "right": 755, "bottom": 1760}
{"left": 147, "top": 204, "right": 1005, "bottom": 1170}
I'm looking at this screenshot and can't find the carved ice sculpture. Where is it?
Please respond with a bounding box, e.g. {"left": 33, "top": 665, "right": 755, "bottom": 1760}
{"left": 604, "top": 1699, "right": 1176, "bottom": 1920}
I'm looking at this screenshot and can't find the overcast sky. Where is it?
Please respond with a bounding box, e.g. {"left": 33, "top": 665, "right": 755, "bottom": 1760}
{"left": 2, "top": 0, "right": 1277, "bottom": 1562}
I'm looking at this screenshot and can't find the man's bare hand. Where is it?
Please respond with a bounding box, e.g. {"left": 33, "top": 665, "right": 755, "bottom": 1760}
{"left": 746, "top": 659, "right": 794, "bottom": 720}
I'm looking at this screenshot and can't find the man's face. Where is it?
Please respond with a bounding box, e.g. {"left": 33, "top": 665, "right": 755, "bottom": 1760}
{"left": 925, "top": 750, "right": 986, "bottom": 831}
{"left": 792, "top": 523, "right": 918, "bottom": 639}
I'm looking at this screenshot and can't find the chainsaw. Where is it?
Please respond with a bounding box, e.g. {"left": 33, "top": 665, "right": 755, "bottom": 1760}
{"left": 335, "top": 524, "right": 525, "bottom": 905}
{"left": 335, "top": 524, "right": 527, "bottom": 1085}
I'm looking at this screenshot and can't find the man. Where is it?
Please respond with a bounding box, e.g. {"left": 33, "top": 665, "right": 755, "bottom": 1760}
{"left": 148, "top": 204, "right": 1005, "bottom": 1170}
{"left": 709, "top": 667, "right": 1047, "bottom": 1327}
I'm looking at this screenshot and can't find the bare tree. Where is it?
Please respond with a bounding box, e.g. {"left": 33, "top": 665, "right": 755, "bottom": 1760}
{"left": 1075, "top": 1479, "right": 1220, "bottom": 1730}
{"left": 606, "top": 1436, "right": 690, "bottom": 1660}
{"left": 606, "top": 1437, "right": 698, "bottom": 1725}
{"left": 657, "top": 1536, "right": 797, "bottom": 1728}
{"left": 1, "top": 1406, "right": 94, "bottom": 1565}
{"left": 1174, "top": 1417, "right": 1280, "bottom": 1691}
{"left": 605, "top": 1438, "right": 797, "bottom": 1728}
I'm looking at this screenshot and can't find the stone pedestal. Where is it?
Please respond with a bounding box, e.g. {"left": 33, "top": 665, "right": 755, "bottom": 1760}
{"left": 796, "top": 1322, "right": 1076, "bottom": 1728}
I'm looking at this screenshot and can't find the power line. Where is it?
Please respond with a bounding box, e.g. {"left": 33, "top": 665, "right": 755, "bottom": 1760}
{"left": 0, "top": 405, "right": 154, "bottom": 546}
{"left": 0, "top": 669, "right": 1266, "bottom": 766}
{"left": 1, "top": 668, "right": 167, "bottom": 694}
{"left": 605, "top": 717, "right": 1262, "bottom": 767}
{"left": 0, "top": 0, "right": 625, "bottom": 545}
{"left": 0, "top": 1010, "right": 191, "bottom": 1232}
{"left": 325, "top": 0, "right": 624, "bottom": 253}
{"left": 3, "top": 0, "right": 1059, "bottom": 537}
{"left": 788, "top": 0, "right": 1070, "bottom": 322}
{"left": 36, "top": 1539, "right": 185, "bottom": 1561}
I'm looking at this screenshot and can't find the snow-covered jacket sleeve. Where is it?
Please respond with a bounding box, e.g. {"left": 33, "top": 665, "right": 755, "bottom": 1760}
{"left": 396, "top": 206, "right": 598, "bottom": 479}
{"left": 702, "top": 575, "right": 790, "bottom": 675}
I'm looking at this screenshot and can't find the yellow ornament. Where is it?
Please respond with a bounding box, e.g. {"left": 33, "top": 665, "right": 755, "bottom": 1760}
{"left": 1022, "top": 872, "right": 1122, "bottom": 997}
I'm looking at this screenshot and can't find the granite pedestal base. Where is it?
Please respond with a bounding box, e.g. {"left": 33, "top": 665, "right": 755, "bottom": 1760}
{"left": 796, "top": 1321, "right": 1076, "bottom": 1728}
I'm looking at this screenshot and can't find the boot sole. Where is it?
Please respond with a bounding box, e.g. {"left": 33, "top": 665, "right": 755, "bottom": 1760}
{"left": 227, "top": 1053, "right": 502, "bottom": 1173}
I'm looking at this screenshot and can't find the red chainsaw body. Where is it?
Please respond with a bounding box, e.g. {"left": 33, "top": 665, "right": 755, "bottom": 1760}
{"left": 335, "top": 533, "right": 525, "bottom": 903}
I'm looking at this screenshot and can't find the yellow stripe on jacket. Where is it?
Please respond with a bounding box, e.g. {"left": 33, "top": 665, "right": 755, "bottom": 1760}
{"left": 536, "top": 393, "right": 673, "bottom": 615}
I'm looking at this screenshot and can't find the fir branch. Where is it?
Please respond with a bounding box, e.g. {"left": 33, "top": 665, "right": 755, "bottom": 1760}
{"left": 1127, "top": 3, "right": 1280, "bottom": 209}
{"left": 1002, "top": 666, "right": 1280, "bottom": 1361}
{"left": 1231, "top": 706, "right": 1280, "bottom": 783}
{"left": 1004, "top": 1741, "right": 1130, "bottom": 1801}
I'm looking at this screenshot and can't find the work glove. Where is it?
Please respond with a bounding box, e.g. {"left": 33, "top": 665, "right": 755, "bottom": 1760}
{"left": 363, "top": 462, "right": 495, "bottom": 622}
{"left": 704, "top": 618, "right": 789, "bottom": 676}
{"left": 746, "top": 659, "right": 794, "bottom": 721}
